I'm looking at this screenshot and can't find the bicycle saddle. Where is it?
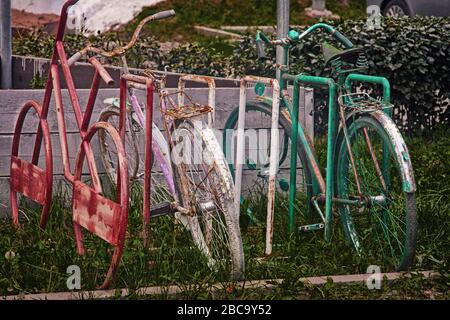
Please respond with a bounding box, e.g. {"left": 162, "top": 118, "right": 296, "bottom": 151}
{"left": 322, "top": 42, "right": 366, "bottom": 67}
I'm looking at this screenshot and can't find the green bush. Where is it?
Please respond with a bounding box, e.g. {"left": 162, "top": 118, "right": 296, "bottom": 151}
{"left": 13, "top": 30, "right": 161, "bottom": 70}
{"left": 224, "top": 16, "right": 450, "bottom": 135}
{"left": 335, "top": 17, "right": 450, "bottom": 135}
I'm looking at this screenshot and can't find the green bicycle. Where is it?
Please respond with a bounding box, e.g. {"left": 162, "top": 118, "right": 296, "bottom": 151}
{"left": 223, "top": 23, "right": 417, "bottom": 271}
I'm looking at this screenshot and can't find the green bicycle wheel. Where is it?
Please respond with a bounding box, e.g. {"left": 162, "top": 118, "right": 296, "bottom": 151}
{"left": 223, "top": 100, "right": 290, "bottom": 175}
{"left": 335, "top": 110, "right": 417, "bottom": 271}
{"left": 222, "top": 100, "right": 314, "bottom": 228}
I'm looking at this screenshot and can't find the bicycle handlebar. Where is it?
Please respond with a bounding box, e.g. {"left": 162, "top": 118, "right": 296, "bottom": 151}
{"left": 153, "top": 9, "right": 176, "bottom": 21}
{"left": 68, "top": 9, "right": 176, "bottom": 66}
{"left": 255, "top": 22, "right": 354, "bottom": 59}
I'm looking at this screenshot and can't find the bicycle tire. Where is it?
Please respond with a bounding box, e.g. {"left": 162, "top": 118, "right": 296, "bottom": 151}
{"left": 171, "top": 120, "right": 245, "bottom": 280}
{"left": 335, "top": 110, "right": 417, "bottom": 270}
{"left": 222, "top": 100, "right": 314, "bottom": 223}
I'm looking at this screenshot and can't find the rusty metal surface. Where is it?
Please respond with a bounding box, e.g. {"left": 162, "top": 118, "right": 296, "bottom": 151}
{"left": 72, "top": 121, "right": 129, "bottom": 289}
{"left": 10, "top": 100, "right": 53, "bottom": 228}
{"left": 120, "top": 74, "right": 154, "bottom": 244}
{"left": 10, "top": 156, "right": 47, "bottom": 205}
{"left": 339, "top": 103, "right": 362, "bottom": 196}
{"left": 121, "top": 73, "right": 152, "bottom": 86}
{"left": 79, "top": 11, "right": 174, "bottom": 60}
{"left": 362, "top": 128, "right": 387, "bottom": 191}
{"left": 72, "top": 180, "right": 119, "bottom": 246}
{"left": 371, "top": 110, "right": 416, "bottom": 193}
{"left": 178, "top": 75, "right": 216, "bottom": 125}
{"left": 162, "top": 103, "right": 213, "bottom": 119}
{"left": 88, "top": 57, "right": 114, "bottom": 86}
{"left": 234, "top": 75, "right": 280, "bottom": 256}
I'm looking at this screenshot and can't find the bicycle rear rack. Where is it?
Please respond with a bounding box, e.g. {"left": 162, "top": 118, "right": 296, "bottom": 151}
{"left": 338, "top": 92, "right": 393, "bottom": 113}
{"left": 159, "top": 75, "right": 216, "bottom": 123}
{"left": 178, "top": 75, "right": 216, "bottom": 127}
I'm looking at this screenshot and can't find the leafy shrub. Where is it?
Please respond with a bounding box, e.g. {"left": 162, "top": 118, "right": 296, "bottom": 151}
{"left": 338, "top": 17, "right": 450, "bottom": 135}
{"left": 13, "top": 30, "right": 161, "bottom": 70}
{"left": 158, "top": 43, "right": 226, "bottom": 76}
{"left": 224, "top": 17, "right": 450, "bottom": 135}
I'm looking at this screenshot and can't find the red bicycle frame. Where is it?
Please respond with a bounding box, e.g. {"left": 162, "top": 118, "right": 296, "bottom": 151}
{"left": 10, "top": 0, "right": 130, "bottom": 289}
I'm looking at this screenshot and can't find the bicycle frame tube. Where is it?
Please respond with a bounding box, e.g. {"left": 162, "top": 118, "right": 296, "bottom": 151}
{"left": 283, "top": 74, "right": 337, "bottom": 240}
{"left": 121, "top": 74, "right": 154, "bottom": 227}
{"left": 344, "top": 74, "right": 391, "bottom": 116}
{"left": 31, "top": 0, "right": 78, "bottom": 166}
{"left": 279, "top": 87, "right": 325, "bottom": 194}
{"left": 344, "top": 73, "right": 392, "bottom": 192}
{"left": 235, "top": 76, "right": 280, "bottom": 256}
{"left": 178, "top": 75, "right": 216, "bottom": 127}
{"left": 34, "top": 1, "right": 114, "bottom": 193}
{"left": 129, "top": 94, "right": 176, "bottom": 195}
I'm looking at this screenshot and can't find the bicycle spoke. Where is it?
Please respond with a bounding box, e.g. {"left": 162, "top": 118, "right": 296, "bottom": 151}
{"left": 336, "top": 113, "right": 415, "bottom": 270}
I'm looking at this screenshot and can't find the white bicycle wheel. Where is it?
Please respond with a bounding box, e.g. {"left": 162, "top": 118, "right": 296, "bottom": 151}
{"left": 99, "top": 105, "right": 244, "bottom": 280}
{"left": 170, "top": 120, "right": 245, "bottom": 280}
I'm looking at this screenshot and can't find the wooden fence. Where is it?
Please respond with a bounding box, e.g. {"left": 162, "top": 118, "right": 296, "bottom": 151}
{"left": 0, "top": 69, "right": 314, "bottom": 217}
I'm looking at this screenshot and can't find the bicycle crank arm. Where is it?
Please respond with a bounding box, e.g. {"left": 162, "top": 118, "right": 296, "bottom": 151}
{"left": 314, "top": 194, "right": 386, "bottom": 206}
{"left": 298, "top": 223, "right": 325, "bottom": 233}
{"left": 150, "top": 201, "right": 177, "bottom": 218}
{"left": 150, "top": 201, "right": 200, "bottom": 218}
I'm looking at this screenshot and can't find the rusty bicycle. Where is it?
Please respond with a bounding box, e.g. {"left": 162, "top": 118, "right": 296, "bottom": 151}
{"left": 10, "top": 0, "right": 244, "bottom": 289}
{"left": 225, "top": 23, "right": 417, "bottom": 271}
{"left": 9, "top": 0, "right": 129, "bottom": 289}
{"left": 76, "top": 11, "right": 245, "bottom": 281}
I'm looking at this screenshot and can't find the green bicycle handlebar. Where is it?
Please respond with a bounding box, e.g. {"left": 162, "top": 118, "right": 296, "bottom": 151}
{"left": 255, "top": 22, "right": 354, "bottom": 58}
{"left": 297, "top": 23, "right": 354, "bottom": 48}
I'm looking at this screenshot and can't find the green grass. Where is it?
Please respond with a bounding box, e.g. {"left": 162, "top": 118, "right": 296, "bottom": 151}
{"left": 0, "top": 130, "right": 448, "bottom": 299}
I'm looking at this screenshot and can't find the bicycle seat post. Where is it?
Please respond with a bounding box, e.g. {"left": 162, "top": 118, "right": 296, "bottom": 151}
{"left": 276, "top": 0, "right": 290, "bottom": 91}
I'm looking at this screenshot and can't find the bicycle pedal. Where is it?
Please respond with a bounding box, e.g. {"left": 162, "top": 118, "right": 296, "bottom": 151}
{"left": 150, "top": 201, "right": 175, "bottom": 218}
{"left": 298, "top": 223, "right": 324, "bottom": 233}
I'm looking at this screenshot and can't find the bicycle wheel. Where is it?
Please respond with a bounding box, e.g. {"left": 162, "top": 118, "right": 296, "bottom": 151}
{"left": 222, "top": 100, "right": 313, "bottom": 226}
{"left": 335, "top": 110, "right": 417, "bottom": 270}
{"left": 98, "top": 106, "right": 173, "bottom": 199}
{"left": 10, "top": 100, "right": 53, "bottom": 228}
{"left": 98, "top": 106, "right": 141, "bottom": 182}
{"left": 72, "top": 122, "right": 129, "bottom": 289}
{"left": 171, "top": 120, "right": 245, "bottom": 280}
